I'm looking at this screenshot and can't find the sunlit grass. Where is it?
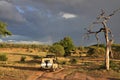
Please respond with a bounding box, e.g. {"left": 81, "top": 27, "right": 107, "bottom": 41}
{"left": 0, "top": 50, "right": 47, "bottom": 80}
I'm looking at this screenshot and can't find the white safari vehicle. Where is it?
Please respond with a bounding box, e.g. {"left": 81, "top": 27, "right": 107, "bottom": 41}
{"left": 40, "top": 54, "right": 58, "bottom": 71}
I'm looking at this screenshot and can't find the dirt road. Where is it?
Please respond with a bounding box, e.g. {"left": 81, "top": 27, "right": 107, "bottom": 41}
{"left": 27, "top": 68, "right": 108, "bottom": 80}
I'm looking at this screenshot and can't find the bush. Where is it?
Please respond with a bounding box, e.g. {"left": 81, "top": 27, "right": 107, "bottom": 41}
{"left": 49, "top": 44, "right": 65, "bottom": 57}
{"left": 53, "top": 36, "right": 75, "bottom": 56}
{"left": 33, "top": 55, "right": 41, "bottom": 59}
{"left": 61, "top": 61, "right": 67, "bottom": 65}
{"left": 88, "top": 47, "right": 105, "bottom": 57}
{"left": 20, "top": 56, "right": 26, "bottom": 62}
{"left": 69, "top": 58, "right": 77, "bottom": 64}
{"left": 110, "top": 61, "right": 120, "bottom": 71}
{"left": 78, "top": 46, "right": 85, "bottom": 51}
{"left": 99, "top": 61, "right": 120, "bottom": 71}
{"left": 113, "top": 51, "right": 120, "bottom": 59}
{"left": 0, "top": 53, "right": 8, "bottom": 61}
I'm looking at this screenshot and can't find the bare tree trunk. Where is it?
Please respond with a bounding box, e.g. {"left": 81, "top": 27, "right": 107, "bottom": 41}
{"left": 85, "top": 8, "right": 119, "bottom": 70}
{"left": 105, "top": 42, "right": 110, "bottom": 70}
{"left": 106, "top": 39, "right": 113, "bottom": 70}
{"left": 103, "top": 22, "right": 110, "bottom": 70}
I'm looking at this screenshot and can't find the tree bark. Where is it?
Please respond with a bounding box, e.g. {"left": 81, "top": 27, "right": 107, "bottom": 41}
{"left": 105, "top": 42, "right": 110, "bottom": 70}
{"left": 103, "top": 21, "right": 111, "bottom": 70}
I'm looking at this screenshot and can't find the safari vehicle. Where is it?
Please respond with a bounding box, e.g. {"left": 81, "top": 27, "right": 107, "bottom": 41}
{"left": 40, "top": 54, "right": 59, "bottom": 71}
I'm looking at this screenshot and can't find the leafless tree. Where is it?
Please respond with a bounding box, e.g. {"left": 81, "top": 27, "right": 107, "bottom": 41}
{"left": 85, "top": 8, "right": 120, "bottom": 70}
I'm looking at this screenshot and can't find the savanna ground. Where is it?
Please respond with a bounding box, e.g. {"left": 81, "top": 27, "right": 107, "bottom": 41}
{"left": 0, "top": 48, "right": 120, "bottom": 80}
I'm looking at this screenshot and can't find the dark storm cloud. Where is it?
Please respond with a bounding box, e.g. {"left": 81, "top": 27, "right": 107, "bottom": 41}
{"left": 32, "top": 0, "right": 120, "bottom": 15}
{"left": 0, "top": 0, "right": 120, "bottom": 45}
{"left": 0, "top": 0, "right": 26, "bottom": 23}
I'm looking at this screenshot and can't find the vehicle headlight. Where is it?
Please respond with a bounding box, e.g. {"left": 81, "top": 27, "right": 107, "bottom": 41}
{"left": 47, "top": 63, "right": 52, "bottom": 67}
{"left": 41, "top": 63, "right": 46, "bottom": 67}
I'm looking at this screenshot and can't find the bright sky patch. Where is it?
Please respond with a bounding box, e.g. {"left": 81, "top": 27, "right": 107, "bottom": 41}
{"left": 60, "top": 12, "right": 77, "bottom": 19}
{"left": 26, "top": 6, "right": 38, "bottom": 12}
{"left": 16, "top": 6, "right": 25, "bottom": 14}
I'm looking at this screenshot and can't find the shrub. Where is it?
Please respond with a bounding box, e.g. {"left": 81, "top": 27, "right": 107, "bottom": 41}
{"left": 78, "top": 46, "right": 85, "bottom": 51}
{"left": 88, "top": 47, "right": 105, "bottom": 57}
{"left": 69, "top": 58, "right": 77, "bottom": 64}
{"left": 20, "top": 56, "right": 26, "bottom": 62}
{"left": 110, "top": 61, "right": 120, "bottom": 71}
{"left": 61, "top": 61, "right": 67, "bottom": 65}
{"left": 53, "top": 36, "right": 75, "bottom": 56}
{"left": 57, "top": 60, "right": 66, "bottom": 65}
{"left": 98, "top": 62, "right": 106, "bottom": 70}
{"left": 57, "top": 57, "right": 70, "bottom": 65}
{"left": 33, "top": 55, "right": 41, "bottom": 59}
{"left": 99, "top": 61, "right": 120, "bottom": 71}
{"left": 113, "top": 51, "right": 120, "bottom": 59}
{"left": 0, "top": 53, "right": 8, "bottom": 61}
{"left": 49, "top": 44, "right": 65, "bottom": 57}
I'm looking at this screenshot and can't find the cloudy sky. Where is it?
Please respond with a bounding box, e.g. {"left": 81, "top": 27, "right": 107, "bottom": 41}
{"left": 0, "top": 0, "right": 120, "bottom": 46}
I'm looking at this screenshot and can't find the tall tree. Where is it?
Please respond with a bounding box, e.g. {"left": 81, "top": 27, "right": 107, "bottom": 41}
{"left": 54, "top": 36, "right": 75, "bottom": 56}
{"left": 85, "top": 8, "right": 120, "bottom": 70}
{"left": 0, "top": 21, "right": 12, "bottom": 37}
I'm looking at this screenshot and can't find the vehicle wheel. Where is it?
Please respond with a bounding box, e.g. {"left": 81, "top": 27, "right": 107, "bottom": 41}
{"left": 53, "top": 68, "right": 56, "bottom": 72}
{"left": 50, "top": 68, "right": 55, "bottom": 72}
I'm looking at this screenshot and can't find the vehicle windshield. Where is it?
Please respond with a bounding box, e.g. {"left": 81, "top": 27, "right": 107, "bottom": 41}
{"left": 46, "top": 54, "right": 55, "bottom": 58}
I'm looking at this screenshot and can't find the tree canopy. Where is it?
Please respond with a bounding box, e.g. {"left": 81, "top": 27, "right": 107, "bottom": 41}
{"left": 54, "top": 36, "right": 75, "bottom": 56}
{"left": 0, "top": 21, "right": 12, "bottom": 37}
{"left": 49, "top": 44, "right": 65, "bottom": 57}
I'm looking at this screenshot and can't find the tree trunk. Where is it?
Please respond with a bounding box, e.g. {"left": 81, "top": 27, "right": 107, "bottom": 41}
{"left": 105, "top": 42, "right": 110, "bottom": 70}
{"left": 103, "top": 22, "right": 110, "bottom": 70}
{"left": 85, "top": 9, "right": 119, "bottom": 70}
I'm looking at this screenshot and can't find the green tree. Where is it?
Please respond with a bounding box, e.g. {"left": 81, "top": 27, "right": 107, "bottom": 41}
{"left": 54, "top": 36, "right": 75, "bottom": 56}
{"left": 0, "top": 21, "right": 12, "bottom": 37}
{"left": 49, "top": 44, "right": 65, "bottom": 56}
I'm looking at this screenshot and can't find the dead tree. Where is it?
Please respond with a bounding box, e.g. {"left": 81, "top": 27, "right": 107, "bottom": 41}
{"left": 85, "top": 8, "right": 120, "bottom": 70}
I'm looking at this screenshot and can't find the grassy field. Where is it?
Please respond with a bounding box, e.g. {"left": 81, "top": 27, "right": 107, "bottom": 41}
{"left": 0, "top": 48, "right": 120, "bottom": 80}
{"left": 0, "top": 48, "right": 47, "bottom": 80}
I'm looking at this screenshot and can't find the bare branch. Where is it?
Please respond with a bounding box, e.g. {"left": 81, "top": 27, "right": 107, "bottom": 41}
{"left": 108, "top": 28, "right": 114, "bottom": 40}
{"left": 109, "top": 8, "right": 120, "bottom": 17}
{"left": 101, "top": 9, "right": 105, "bottom": 16}
{"left": 84, "top": 8, "right": 119, "bottom": 70}
{"left": 85, "top": 28, "right": 105, "bottom": 45}
{"left": 95, "top": 33, "right": 100, "bottom": 45}
{"left": 86, "top": 28, "right": 105, "bottom": 34}
{"left": 93, "top": 21, "right": 102, "bottom": 24}
{"left": 95, "top": 8, "right": 120, "bottom": 24}
{"left": 96, "top": 9, "right": 105, "bottom": 20}
{"left": 84, "top": 8, "right": 119, "bottom": 46}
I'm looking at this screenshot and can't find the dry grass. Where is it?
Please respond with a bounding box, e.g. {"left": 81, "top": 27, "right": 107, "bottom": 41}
{"left": 0, "top": 48, "right": 120, "bottom": 80}
{"left": 0, "top": 49, "right": 47, "bottom": 80}
{"left": 0, "top": 66, "right": 33, "bottom": 80}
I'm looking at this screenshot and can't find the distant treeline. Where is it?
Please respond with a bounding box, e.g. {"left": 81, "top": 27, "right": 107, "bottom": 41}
{"left": 0, "top": 42, "right": 49, "bottom": 51}
{"left": 0, "top": 42, "right": 120, "bottom": 59}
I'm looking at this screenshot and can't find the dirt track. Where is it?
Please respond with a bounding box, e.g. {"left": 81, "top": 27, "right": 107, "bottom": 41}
{"left": 27, "top": 68, "right": 108, "bottom": 80}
